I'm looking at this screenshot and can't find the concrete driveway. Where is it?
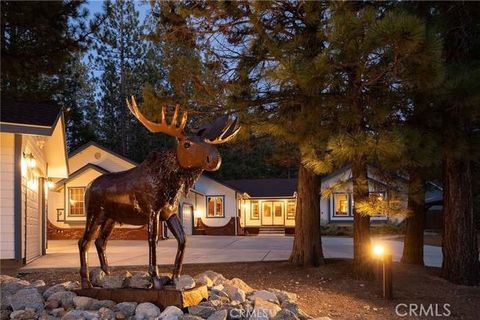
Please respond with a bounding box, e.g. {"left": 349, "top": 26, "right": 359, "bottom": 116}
{"left": 20, "top": 236, "right": 442, "bottom": 272}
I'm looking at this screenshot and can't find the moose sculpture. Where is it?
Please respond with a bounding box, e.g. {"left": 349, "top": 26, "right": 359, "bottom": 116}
{"left": 78, "top": 97, "right": 240, "bottom": 289}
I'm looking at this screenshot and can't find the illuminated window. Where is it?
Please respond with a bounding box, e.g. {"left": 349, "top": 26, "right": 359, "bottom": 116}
{"left": 287, "top": 200, "right": 296, "bottom": 220}
{"left": 262, "top": 202, "right": 272, "bottom": 217}
{"left": 251, "top": 201, "right": 259, "bottom": 220}
{"left": 274, "top": 202, "right": 283, "bottom": 217}
{"left": 333, "top": 193, "right": 349, "bottom": 216}
{"left": 69, "top": 187, "right": 85, "bottom": 216}
{"left": 207, "top": 196, "right": 224, "bottom": 217}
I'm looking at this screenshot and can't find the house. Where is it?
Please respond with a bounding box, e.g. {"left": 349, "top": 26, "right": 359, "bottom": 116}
{"left": 0, "top": 102, "right": 69, "bottom": 267}
{"left": 47, "top": 142, "right": 243, "bottom": 239}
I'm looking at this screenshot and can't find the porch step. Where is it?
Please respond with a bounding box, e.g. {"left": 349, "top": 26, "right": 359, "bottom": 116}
{"left": 258, "top": 227, "right": 285, "bottom": 235}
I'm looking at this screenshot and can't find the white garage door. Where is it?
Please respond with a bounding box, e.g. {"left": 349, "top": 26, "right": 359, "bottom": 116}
{"left": 24, "top": 178, "right": 41, "bottom": 262}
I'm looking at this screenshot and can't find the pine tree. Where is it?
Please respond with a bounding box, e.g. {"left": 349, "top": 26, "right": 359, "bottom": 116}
{"left": 94, "top": 0, "right": 145, "bottom": 156}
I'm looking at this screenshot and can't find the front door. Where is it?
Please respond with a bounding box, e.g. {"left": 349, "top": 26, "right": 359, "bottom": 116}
{"left": 261, "top": 202, "right": 273, "bottom": 225}
{"left": 272, "top": 201, "right": 284, "bottom": 225}
{"left": 181, "top": 204, "right": 193, "bottom": 235}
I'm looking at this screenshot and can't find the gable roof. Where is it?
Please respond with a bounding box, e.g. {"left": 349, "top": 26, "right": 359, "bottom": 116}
{"left": 0, "top": 101, "right": 63, "bottom": 135}
{"left": 69, "top": 141, "right": 138, "bottom": 166}
{"left": 54, "top": 163, "right": 110, "bottom": 188}
{"left": 224, "top": 179, "right": 297, "bottom": 198}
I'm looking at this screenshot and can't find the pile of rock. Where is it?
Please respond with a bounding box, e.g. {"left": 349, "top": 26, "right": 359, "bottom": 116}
{"left": 1, "top": 271, "right": 309, "bottom": 320}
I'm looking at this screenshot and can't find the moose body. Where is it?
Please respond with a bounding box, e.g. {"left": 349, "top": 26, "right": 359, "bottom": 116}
{"left": 79, "top": 97, "right": 239, "bottom": 289}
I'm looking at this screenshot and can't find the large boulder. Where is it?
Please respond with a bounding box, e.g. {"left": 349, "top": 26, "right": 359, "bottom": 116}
{"left": 187, "top": 305, "right": 215, "bottom": 318}
{"left": 223, "top": 278, "right": 254, "bottom": 294}
{"left": 175, "top": 275, "right": 195, "bottom": 291}
{"left": 158, "top": 306, "right": 183, "bottom": 320}
{"left": 115, "top": 302, "right": 137, "bottom": 317}
{"left": 134, "top": 303, "right": 161, "bottom": 320}
{"left": 0, "top": 276, "right": 30, "bottom": 296}
{"left": 9, "top": 288, "right": 44, "bottom": 312}
{"left": 194, "top": 271, "right": 225, "bottom": 286}
{"left": 103, "top": 272, "right": 131, "bottom": 289}
{"left": 249, "top": 291, "right": 279, "bottom": 304}
{"left": 128, "top": 272, "right": 151, "bottom": 289}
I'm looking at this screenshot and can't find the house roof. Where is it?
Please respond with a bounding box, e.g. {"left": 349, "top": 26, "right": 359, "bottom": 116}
{"left": 224, "top": 179, "right": 297, "bottom": 198}
{"left": 69, "top": 141, "right": 138, "bottom": 166}
{"left": 54, "top": 163, "right": 110, "bottom": 188}
{"left": 0, "top": 101, "right": 63, "bottom": 135}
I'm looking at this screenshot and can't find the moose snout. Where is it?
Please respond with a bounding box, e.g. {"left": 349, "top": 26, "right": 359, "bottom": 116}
{"left": 205, "top": 151, "right": 221, "bottom": 171}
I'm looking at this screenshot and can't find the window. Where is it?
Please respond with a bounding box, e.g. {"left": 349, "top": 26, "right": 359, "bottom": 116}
{"left": 207, "top": 196, "right": 224, "bottom": 217}
{"left": 287, "top": 200, "right": 296, "bottom": 220}
{"left": 69, "top": 187, "right": 86, "bottom": 216}
{"left": 262, "top": 202, "right": 272, "bottom": 217}
{"left": 274, "top": 202, "right": 283, "bottom": 217}
{"left": 333, "top": 193, "right": 349, "bottom": 216}
{"left": 251, "top": 201, "right": 259, "bottom": 220}
{"left": 369, "top": 191, "right": 386, "bottom": 216}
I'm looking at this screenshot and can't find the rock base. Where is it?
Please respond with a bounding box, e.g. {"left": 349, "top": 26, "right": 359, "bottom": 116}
{"left": 72, "top": 285, "right": 208, "bottom": 309}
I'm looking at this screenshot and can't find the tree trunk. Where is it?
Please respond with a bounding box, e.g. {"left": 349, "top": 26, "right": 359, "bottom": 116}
{"left": 401, "top": 172, "right": 425, "bottom": 265}
{"left": 351, "top": 158, "right": 373, "bottom": 279}
{"left": 289, "top": 163, "right": 324, "bottom": 267}
{"left": 441, "top": 153, "right": 480, "bottom": 285}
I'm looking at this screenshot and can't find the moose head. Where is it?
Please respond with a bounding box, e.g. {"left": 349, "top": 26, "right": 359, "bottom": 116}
{"left": 126, "top": 96, "right": 240, "bottom": 171}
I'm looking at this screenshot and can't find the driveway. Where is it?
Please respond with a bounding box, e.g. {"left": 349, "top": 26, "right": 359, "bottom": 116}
{"left": 20, "top": 236, "right": 442, "bottom": 272}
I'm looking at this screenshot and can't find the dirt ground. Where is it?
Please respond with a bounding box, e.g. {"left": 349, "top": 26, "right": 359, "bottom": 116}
{"left": 18, "top": 260, "right": 479, "bottom": 320}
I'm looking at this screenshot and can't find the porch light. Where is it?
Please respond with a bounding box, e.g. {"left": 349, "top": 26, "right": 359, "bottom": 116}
{"left": 372, "top": 243, "right": 393, "bottom": 300}
{"left": 23, "top": 153, "right": 36, "bottom": 168}
{"left": 45, "top": 179, "right": 55, "bottom": 190}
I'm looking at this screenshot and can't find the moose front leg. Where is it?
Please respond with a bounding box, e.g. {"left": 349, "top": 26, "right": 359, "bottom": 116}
{"left": 166, "top": 214, "right": 187, "bottom": 280}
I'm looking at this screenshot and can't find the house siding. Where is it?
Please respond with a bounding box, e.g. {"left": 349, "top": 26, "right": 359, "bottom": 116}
{"left": 0, "top": 133, "right": 15, "bottom": 259}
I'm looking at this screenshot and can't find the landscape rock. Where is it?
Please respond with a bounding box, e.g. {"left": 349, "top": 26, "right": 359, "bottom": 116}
{"left": 9, "top": 309, "right": 35, "bottom": 320}
{"left": 90, "top": 269, "right": 106, "bottom": 287}
{"left": 134, "top": 302, "right": 161, "bottom": 320}
{"left": 92, "top": 300, "right": 116, "bottom": 310}
{"left": 249, "top": 291, "right": 279, "bottom": 304}
{"left": 48, "top": 291, "right": 77, "bottom": 309}
{"left": 73, "top": 296, "right": 98, "bottom": 310}
{"left": 280, "top": 302, "right": 300, "bottom": 317}
{"left": 272, "top": 309, "right": 299, "bottom": 320}
{"left": 103, "top": 272, "right": 131, "bottom": 289}
{"left": 178, "top": 315, "right": 203, "bottom": 320}
{"left": 158, "top": 305, "right": 183, "bottom": 320}
{"left": 175, "top": 275, "right": 195, "bottom": 291}
{"left": 194, "top": 274, "right": 213, "bottom": 288}
{"left": 114, "top": 302, "right": 137, "bottom": 317}
{"left": 42, "top": 282, "right": 79, "bottom": 300}
{"left": 195, "top": 271, "right": 226, "bottom": 286}
{"left": 224, "top": 278, "right": 254, "bottom": 294}
{"left": 252, "top": 299, "right": 281, "bottom": 320}
{"left": 269, "top": 289, "right": 297, "bottom": 304}
{"left": 9, "top": 288, "right": 44, "bottom": 312}
{"left": 222, "top": 285, "right": 246, "bottom": 303}
{"left": 28, "top": 280, "right": 46, "bottom": 290}
{"left": 188, "top": 305, "right": 215, "bottom": 318}
{"left": 0, "top": 276, "right": 30, "bottom": 296}
{"left": 207, "top": 309, "right": 228, "bottom": 320}
{"left": 115, "top": 312, "right": 126, "bottom": 319}
{"left": 128, "top": 272, "right": 151, "bottom": 289}
{"left": 98, "top": 307, "right": 116, "bottom": 320}
{"left": 0, "top": 310, "right": 10, "bottom": 320}
{"left": 62, "top": 309, "right": 99, "bottom": 320}
{"left": 50, "top": 308, "right": 66, "bottom": 318}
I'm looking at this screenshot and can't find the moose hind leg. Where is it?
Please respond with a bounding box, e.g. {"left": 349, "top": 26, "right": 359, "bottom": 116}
{"left": 166, "top": 214, "right": 187, "bottom": 279}
{"left": 78, "top": 214, "right": 101, "bottom": 288}
{"left": 95, "top": 218, "right": 115, "bottom": 275}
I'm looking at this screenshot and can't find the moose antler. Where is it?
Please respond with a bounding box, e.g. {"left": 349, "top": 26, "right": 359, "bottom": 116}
{"left": 126, "top": 96, "right": 187, "bottom": 139}
{"left": 198, "top": 115, "right": 241, "bottom": 144}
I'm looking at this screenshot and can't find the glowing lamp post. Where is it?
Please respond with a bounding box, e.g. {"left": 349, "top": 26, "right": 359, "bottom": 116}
{"left": 372, "top": 243, "right": 393, "bottom": 300}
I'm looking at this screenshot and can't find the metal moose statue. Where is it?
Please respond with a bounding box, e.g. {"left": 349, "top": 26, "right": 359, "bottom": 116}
{"left": 78, "top": 97, "right": 240, "bottom": 289}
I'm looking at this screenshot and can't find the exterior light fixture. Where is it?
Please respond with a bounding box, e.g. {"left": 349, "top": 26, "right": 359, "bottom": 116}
{"left": 372, "top": 243, "right": 393, "bottom": 300}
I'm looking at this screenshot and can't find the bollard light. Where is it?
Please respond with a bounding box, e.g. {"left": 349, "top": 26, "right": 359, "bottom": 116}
{"left": 372, "top": 243, "right": 393, "bottom": 300}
